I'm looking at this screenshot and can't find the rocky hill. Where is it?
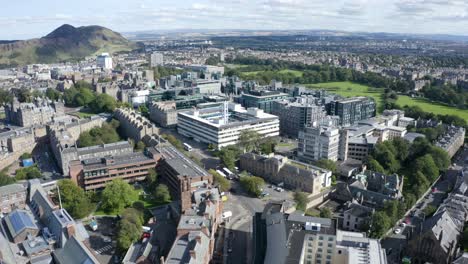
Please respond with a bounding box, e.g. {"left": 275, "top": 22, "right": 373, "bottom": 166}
{"left": 0, "top": 24, "right": 136, "bottom": 67}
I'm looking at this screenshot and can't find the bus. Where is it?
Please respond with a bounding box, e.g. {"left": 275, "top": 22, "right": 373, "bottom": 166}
{"left": 223, "top": 167, "right": 235, "bottom": 179}
{"left": 216, "top": 169, "right": 227, "bottom": 178}
{"left": 183, "top": 143, "right": 193, "bottom": 151}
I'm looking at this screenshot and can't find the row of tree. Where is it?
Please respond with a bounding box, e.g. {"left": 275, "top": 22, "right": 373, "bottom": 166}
{"left": 64, "top": 81, "right": 117, "bottom": 113}
{"left": 367, "top": 137, "right": 450, "bottom": 237}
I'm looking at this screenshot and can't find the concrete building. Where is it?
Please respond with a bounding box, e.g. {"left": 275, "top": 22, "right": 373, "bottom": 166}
{"left": 327, "top": 97, "right": 376, "bottom": 126}
{"left": 184, "top": 79, "right": 222, "bottom": 95}
{"left": 298, "top": 125, "right": 341, "bottom": 162}
{"left": 178, "top": 102, "right": 279, "bottom": 148}
{"left": 186, "top": 65, "right": 224, "bottom": 76}
{"left": 235, "top": 90, "right": 289, "bottom": 113}
{"left": 0, "top": 183, "right": 27, "bottom": 214}
{"left": 271, "top": 98, "right": 328, "bottom": 138}
{"left": 5, "top": 97, "right": 65, "bottom": 127}
{"left": 114, "top": 108, "right": 160, "bottom": 143}
{"left": 149, "top": 101, "right": 178, "bottom": 127}
{"left": 151, "top": 144, "right": 212, "bottom": 213}
{"left": 150, "top": 52, "right": 164, "bottom": 67}
{"left": 96, "top": 53, "right": 113, "bottom": 69}
{"left": 69, "top": 152, "right": 158, "bottom": 191}
{"left": 239, "top": 153, "right": 331, "bottom": 195}
{"left": 255, "top": 204, "right": 387, "bottom": 264}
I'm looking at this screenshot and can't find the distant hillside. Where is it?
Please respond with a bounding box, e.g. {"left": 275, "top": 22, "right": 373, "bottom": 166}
{"left": 0, "top": 24, "right": 137, "bottom": 67}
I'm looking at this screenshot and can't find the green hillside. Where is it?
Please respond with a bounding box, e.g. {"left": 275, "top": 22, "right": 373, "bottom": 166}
{"left": 0, "top": 24, "right": 136, "bottom": 67}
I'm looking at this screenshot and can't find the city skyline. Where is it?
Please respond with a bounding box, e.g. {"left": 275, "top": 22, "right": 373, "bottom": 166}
{"left": 2, "top": 0, "right": 468, "bottom": 39}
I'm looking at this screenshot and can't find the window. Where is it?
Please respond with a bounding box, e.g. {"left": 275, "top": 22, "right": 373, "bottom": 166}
{"left": 318, "top": 242, "right": 323, "bottom": 247}
{"left": 328, "top": 237, "right": 334, "bottom": 242}
{"left": 319, "top": 236, "right": 324, "bottom": 240}
{"left": 316, "top": 253, "right": 322, "bottom": 259}
{"left": 327, "top": 249, "right": 332, "bottom": 254}
{"left": 326, "top": 255, "right": 331, "bottom": 260}
{"left": 317, "top": 248, "right": 323, "bottom": 252}
{"left": 308, "top": 236, "right": 314, "bottom": 241}
{"left": 328, "top": 243, "right": 333, "bottom": 248}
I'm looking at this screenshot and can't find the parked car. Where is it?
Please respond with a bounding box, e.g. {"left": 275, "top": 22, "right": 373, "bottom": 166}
{"left": 394, "top": 228, "right": 401, "bottom": 234}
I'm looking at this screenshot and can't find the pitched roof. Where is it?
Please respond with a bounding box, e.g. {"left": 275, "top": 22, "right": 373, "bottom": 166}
{"left": 5, "top": 209, "right": 38, "bottom": 238}
{"left": 53, "top": 236, "right": 99, "bottom": 264}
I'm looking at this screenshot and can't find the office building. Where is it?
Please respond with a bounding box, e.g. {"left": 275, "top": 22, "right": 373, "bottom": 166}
{"left": 150, "top": 52, "right": 164, "bottom": 67}
{"left": 327, "top": 97, "right": 376, "bottom": 126}
{"left": 272, "top": 98, "right": 328, "bottom": 138}
{"left": 239, "top": 153, "right": 332, "bottom": 195}
{"left": 235, "top": 90, "right": 289, "bottom": 113}
{"left": 178, "top": 102, "right": 279, "bottom": 148}
{"left": 255, "top": 202, "right": 387, "bottom": 264}
{"left": 96, "top": 53, "right": 113, "bottom": 69}
{"left": 69, "top": 152, "right": 158, "bottom": 191}
{"left": 298, "top": 125, "right": 341, "bottom": 162}
{"left": 151, "top": 144, "right": 212, "bottom": 212}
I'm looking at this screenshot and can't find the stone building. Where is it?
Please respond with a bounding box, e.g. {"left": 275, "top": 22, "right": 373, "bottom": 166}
{"left": 149, "top": 101, "right": 178, "bottom": 128}
{"left": 0, "top": 183, "right": 27, "bottom": 214}
{"left": 5, "top": 97, "right": 65, "bottom": 127}
{"left": 239, "top": 153, "right": 332, "bottom": 195}
{"left": 114, "top": 108, "right": 160, "bottom": 143}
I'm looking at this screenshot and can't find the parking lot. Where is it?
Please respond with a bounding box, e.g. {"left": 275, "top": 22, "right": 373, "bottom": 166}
{"left": 87, "top": 217, "right": 118, "bottom": 264}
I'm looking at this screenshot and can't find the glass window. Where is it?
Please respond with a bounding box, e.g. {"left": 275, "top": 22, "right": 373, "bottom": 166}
{"left": 328, "top": 237, "right": 334, "bottom": 242}
{"left": 319, "top": 236, "right": 324, "bottom": 240}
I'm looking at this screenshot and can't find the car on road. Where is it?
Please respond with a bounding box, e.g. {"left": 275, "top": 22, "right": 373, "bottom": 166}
{"left": 394, "top": 228, "right": 401, "bottom": 234}
{"left": 400, "top": 222, "right": 406, "bottom": 228}
{"left": 261, "top": 192, "right": 270, "bottom": 197}
{"left": 228, "top": 248, "right": 233, "bottom": 253}
{"left": 275, "top": 187, "right": 284, "bottom": 192}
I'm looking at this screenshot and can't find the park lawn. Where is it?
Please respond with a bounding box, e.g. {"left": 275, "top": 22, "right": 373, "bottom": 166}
{"left": 307, "top": 81, "right": 385, "bottom": 112}
{"left": 277, "top": 69, "right": 303, "bottom": 77}
{"left": 396, "top": 96, "right": 468, "bottom": 121}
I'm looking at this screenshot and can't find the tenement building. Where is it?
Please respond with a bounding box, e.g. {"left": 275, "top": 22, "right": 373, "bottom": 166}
{"left": 177, "top": 102, "right": 279, "bottom": 148}
{"left": 114, "top": 108, "right": 160, "bottom": 143}
{"left": 69, "top": 152, "right": 158, "bottom": 191}
{"left": 254, "top": 202, "right": 387, "bottom": 264}
{"left": 271, "top": 97, "right": 328, "bottom": 138}
{"left": 239, "top": 153, "right": 331, "bottom": 195}
{"left": 5, "top": 97, "right": 65, "bottom": 127}
{"left": 149, "top": 101, "right": 178, "bottom": 127}
{"left": 327, "top": 97, "right": 376, "bottom": 127}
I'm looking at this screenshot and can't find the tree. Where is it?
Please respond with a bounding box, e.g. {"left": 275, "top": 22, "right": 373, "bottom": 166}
{"left": 0, "top": 172, "right": 15, "bottom": 187}
{"left": 154, "top": 184, "right": 171, "bottom": 203}
{"left": 240, "top": 176, "right": 264, "bottom": 197}
{"left": 117, "top": 219, "right": 141, "bottom": 251}
{"left": 19, "top": 153, "right": 32, "bottom": 159}
{"left": 45, "top": 88, "right": 61, "bottom": 101}
{"left": 428, "top": 146, "right": 450, "bottom": 171}
{"left": 146, "top": 168, "right": 158, "bottom": 189}
{"left": 320, "top": 208, "right": 332, "bottom": 219}
{"left": 162, "top": 134, "right": 184, "bottom": 150}
{"left": 15, "top": 166, "right": 41, "bottom": 180}
{"left": 367, "top": 158, "right": 386, "bottom": 174}
{"left": 74, "top": 88, "right": 95, "bottom": 106}
{"left": 423, "top": 205, "right": 437, "bottom": 217}
{"left": 90, "top": 93, "right": 117, "bottom": 113}
{"left": 391, "top": 137, "right": 409, "bottom": 161}
{"left": 238, "top": 130, "right": 260, "bottom": 153}
{"left": 56, "top": 180, "right": 94, "bottom": 219}
{"left": 413, "top": 154, "right": 439, "bottom": 182}
{"left": 219, "top": 149, "right": 237, "bottom": 170}
{"left": 16, "top": 88, "right": 32, "bottom": 102}
{"left": 135, "top": 141, "right": 146, "bottom": 151}
{"left": 294, "top": 191, "right": 309, "bottom": 211}
{"left": 138, "top": 105, "right": 149, "bottom": 116}
{"left": 259, "top": 138, "right": 277, "bottom": 155}
{"left": 370, "top": 211, "right": 391, "bottom": 238}
{"left": 209, "top": 169, "right": 231, "bottom": 192}
{"left": 101, "top": 179, "right": 137, "bottom": 213}
{"left": 315, "top": 159, "right": 338, "bottom": 175}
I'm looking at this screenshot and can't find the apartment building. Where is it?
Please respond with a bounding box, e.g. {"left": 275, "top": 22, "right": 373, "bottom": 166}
{"left": 298, "top": 125, "right": 341, "bottom": 162}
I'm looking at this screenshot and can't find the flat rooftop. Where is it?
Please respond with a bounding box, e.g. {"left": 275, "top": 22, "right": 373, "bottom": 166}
{"left": 82, "top": 152, "right": 153, "bottom": 171}
{"left": 155, "top": 145, "right": 209, "bottom": 177}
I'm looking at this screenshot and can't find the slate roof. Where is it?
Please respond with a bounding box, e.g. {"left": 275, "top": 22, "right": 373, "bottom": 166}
{"left": 5, "top": 209, "right": 38, "bottom": 239}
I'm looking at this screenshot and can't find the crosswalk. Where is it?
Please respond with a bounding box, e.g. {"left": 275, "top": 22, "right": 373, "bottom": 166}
{"left": 95, "top": 245, "right": 113, "bottom": 255}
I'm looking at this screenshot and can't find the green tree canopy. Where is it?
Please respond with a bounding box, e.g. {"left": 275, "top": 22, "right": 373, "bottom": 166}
{"left": 413, "top": 154, "right": 439, "bottom": 182}
{"left": 101, "top": 179, "right": 137, "bottom": 213}
{"left": 117, "top": 219, "right": 141, "bottom": 251}
{"left": 367, "top": 158, "right": 386, "bottom": 174}
{"left": 315, "top": 159, "right": 338, "bottom": 175}
{"left": 154, "top": 184, "right": 171, "bottom": 204}
{"left": 0, "top": 171, "right": 15, "bottom": 187}
{"left": 90, "top": 93, "right": 117, "bottom": 113}
{"left": 240, "top": 176, "right": 264, "bottom": 197}
{"left": 294, "top": 191, "right": 309, "bottom": 211}
{"left": 238, "top": 130, "right": 261, "bottom": 153}
{"left": 370, "top": 211, "right": 391, "bottom": 238}
{"left": 209, "top": 169, "right": 231, "bottom": 192}
{"left": 320, "top": 208, "right": 332, "bottom": 219}
{"left": 56, "top": 179, "right": 94, "bottom": 219}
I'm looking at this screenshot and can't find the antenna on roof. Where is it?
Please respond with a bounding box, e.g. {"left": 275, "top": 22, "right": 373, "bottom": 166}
{"left": 56, "top": 184, "right": 63, "bottom": 209}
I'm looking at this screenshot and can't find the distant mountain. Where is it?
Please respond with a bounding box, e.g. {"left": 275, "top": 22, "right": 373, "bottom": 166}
{"left": 0, "top": 24, "right": 137, "bottom": 67}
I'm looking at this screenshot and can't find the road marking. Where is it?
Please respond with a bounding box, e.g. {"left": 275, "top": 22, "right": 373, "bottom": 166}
{"left": 95, "top": 245, "right": 113, "bottom": 254}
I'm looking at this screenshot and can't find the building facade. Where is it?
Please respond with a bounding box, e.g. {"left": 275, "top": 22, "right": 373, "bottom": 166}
{"left": 239, "top": 153, "right": 332, "bottom": 195}
{"left": 5, "top": 97, "right": 65, "bottom": 127}
{"left": 114, "top": 108, "right": 160, "bottom": 143}
{"left": 327, "top": 97, "right": 376, "bottom": 126}
{"left": 298, "top": 125, "right": 341, "bottom": 162}
{"left": 177, "top": 103, "right": 279, "bottom": 148}
{"left": 69, "top": 152, "right": 158, "bottom": 191}
{"left": 149, "top": 101, "right": 178, "bottom": 127}
{"left": 235, "top": 90, "right": 289, "bottom": 113}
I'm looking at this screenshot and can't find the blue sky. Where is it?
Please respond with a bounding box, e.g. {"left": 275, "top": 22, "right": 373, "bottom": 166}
{"left": 2, "top": 0, "right": 468, "bottom": 39}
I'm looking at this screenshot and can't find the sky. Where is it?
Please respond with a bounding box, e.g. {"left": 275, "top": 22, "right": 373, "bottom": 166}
{"left": 2, "top": 0, "right": 468, "bottom": 39}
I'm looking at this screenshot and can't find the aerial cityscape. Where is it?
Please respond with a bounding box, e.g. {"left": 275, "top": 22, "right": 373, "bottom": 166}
{"left": 1, "top": 1, "right": 468, "bottom": 264}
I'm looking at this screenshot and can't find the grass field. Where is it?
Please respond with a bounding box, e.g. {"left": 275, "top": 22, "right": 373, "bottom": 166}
{"left": 307, "top": 81, "right": 385, "bottom": 112}
{"left": 241, "top": 69, "right": 303, "bottom": 78}
{"left": 396, "top": 96, "right": 468, "bottom": 121}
